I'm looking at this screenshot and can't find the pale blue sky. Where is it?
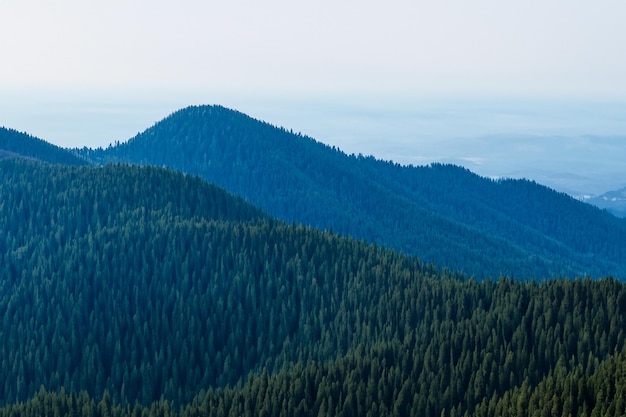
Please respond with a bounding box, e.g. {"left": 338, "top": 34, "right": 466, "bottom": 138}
{"left": 2, "top": 0, "right": 625, "bottom": 98}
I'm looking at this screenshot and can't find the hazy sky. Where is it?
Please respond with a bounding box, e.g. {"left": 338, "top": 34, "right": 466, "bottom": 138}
{"left": 2, "top": 0, "right": 626, "bottom": 98}
{"left": 1, "top": 1, "right": 626, "bottom": 196}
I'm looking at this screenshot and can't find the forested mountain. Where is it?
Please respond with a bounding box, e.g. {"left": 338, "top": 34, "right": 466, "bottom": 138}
{"left": 0, "top": 126, "right": 87, "bottom": 165}
{"left": 78, "top": 105, "right": 626, "bottom": 280}
{"left": 2, "top": 158, "right": 626, "bottom": 416}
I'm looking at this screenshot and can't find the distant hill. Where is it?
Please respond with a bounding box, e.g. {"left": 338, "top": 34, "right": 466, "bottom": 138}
{"left": 583, "top": 187, "right": 626, "bottom": 218}
{"left": 0, "top": 126, "right": 88, "bottom": 165}
{"left": 78, "top": 105, "right": 626, "bottom": 280}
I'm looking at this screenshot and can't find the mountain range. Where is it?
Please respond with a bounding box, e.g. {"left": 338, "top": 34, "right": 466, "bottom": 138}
{"left": 73, "top": 105, "right": 626, "bottom": 281}
{"left": 1, "top": 130, "right": 626, "bottom": 416}
{"left": 2, "top": 108, "right": 626, "bottom": 416}
{"left": 3, "top": 106, "right": 626, "bottom": 280}
{"left": 582, "top": 187, "right": 626, "bottom": 218}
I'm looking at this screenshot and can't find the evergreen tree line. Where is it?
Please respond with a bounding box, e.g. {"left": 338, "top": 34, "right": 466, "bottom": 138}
{"left": 3, "top": 348, "right": 626, "bottom": 417}
{"left": 1, "top": 159, "right": 626, "bottom": 416}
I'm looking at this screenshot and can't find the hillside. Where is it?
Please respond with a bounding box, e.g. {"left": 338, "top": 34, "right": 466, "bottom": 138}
{"left": 79, "top": 105, "right": 626, "bottom": 280}
{"left": 2, "top": 158, "right": 626, "bottom": 416}
{"left": 0, "top": 126, "right": 88, "bottom": 165}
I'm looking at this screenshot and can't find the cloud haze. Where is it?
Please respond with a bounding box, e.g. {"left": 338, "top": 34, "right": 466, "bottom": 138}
{"left": 1, "top": 0, "right": 626, "bottom": 98}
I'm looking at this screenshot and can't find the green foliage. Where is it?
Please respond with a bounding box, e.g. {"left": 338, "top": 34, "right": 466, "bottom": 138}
{"left": 78, "top": 105, "right": 626, "bottom": 280}
{"left": 2, "top": 158, "right": 626, "bottom": 416}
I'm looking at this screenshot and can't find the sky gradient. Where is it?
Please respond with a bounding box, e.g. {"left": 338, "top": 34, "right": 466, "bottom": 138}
{"left": 2, "top": 0, "right": 626, "bottom": 98}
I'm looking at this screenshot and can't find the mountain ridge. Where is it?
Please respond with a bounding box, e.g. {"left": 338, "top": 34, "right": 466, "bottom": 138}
{"left": 2, "top": 104, "right": 624, "bottom": 280}
{"left": 0, "top": 126, "right": 88, "bottom": 166}
{"left": 76, "top": 104, "right": 626, "bottom": 280}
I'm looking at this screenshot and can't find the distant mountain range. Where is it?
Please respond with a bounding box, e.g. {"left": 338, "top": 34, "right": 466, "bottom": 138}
{"left": 72, "top": 105, "right": 626, "bottom": 280}
{"left": 0, "top": 126, "right": 87, "bottom": 166}
{"left": 581, "top": 187, "right": 626, "bottom": 218}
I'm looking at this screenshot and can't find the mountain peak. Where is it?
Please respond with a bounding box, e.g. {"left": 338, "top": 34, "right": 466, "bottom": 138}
{"left": 76, "top": 105, "right": 626, "bottom": 280}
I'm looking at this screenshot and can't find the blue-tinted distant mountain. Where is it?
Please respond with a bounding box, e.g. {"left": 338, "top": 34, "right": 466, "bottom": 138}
{"left": 403, "top": 134, "right": 626, "bottom": 198}
{"left": 583, "top": 187, "right": 626, "bottom": 218}
{"left": 78, "top": 105, "right": 626, "bottom": 280}
{"left": 254, "top": 100, "right": 625, "bottom": 199}
{"left": 0, "top": 127, "right": 88, "bottom": 166}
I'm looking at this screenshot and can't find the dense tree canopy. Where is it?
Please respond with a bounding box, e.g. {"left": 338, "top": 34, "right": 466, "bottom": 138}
{"left": 1, "top": 158, "right": 626, "bottom": 416}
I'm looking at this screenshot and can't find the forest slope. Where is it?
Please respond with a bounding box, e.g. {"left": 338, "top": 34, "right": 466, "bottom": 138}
{"left": 2, "top": 158, "right": 626, "bottom": 416}
{"left": 79, "top": 105, "right": 626, "bottom": 280}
